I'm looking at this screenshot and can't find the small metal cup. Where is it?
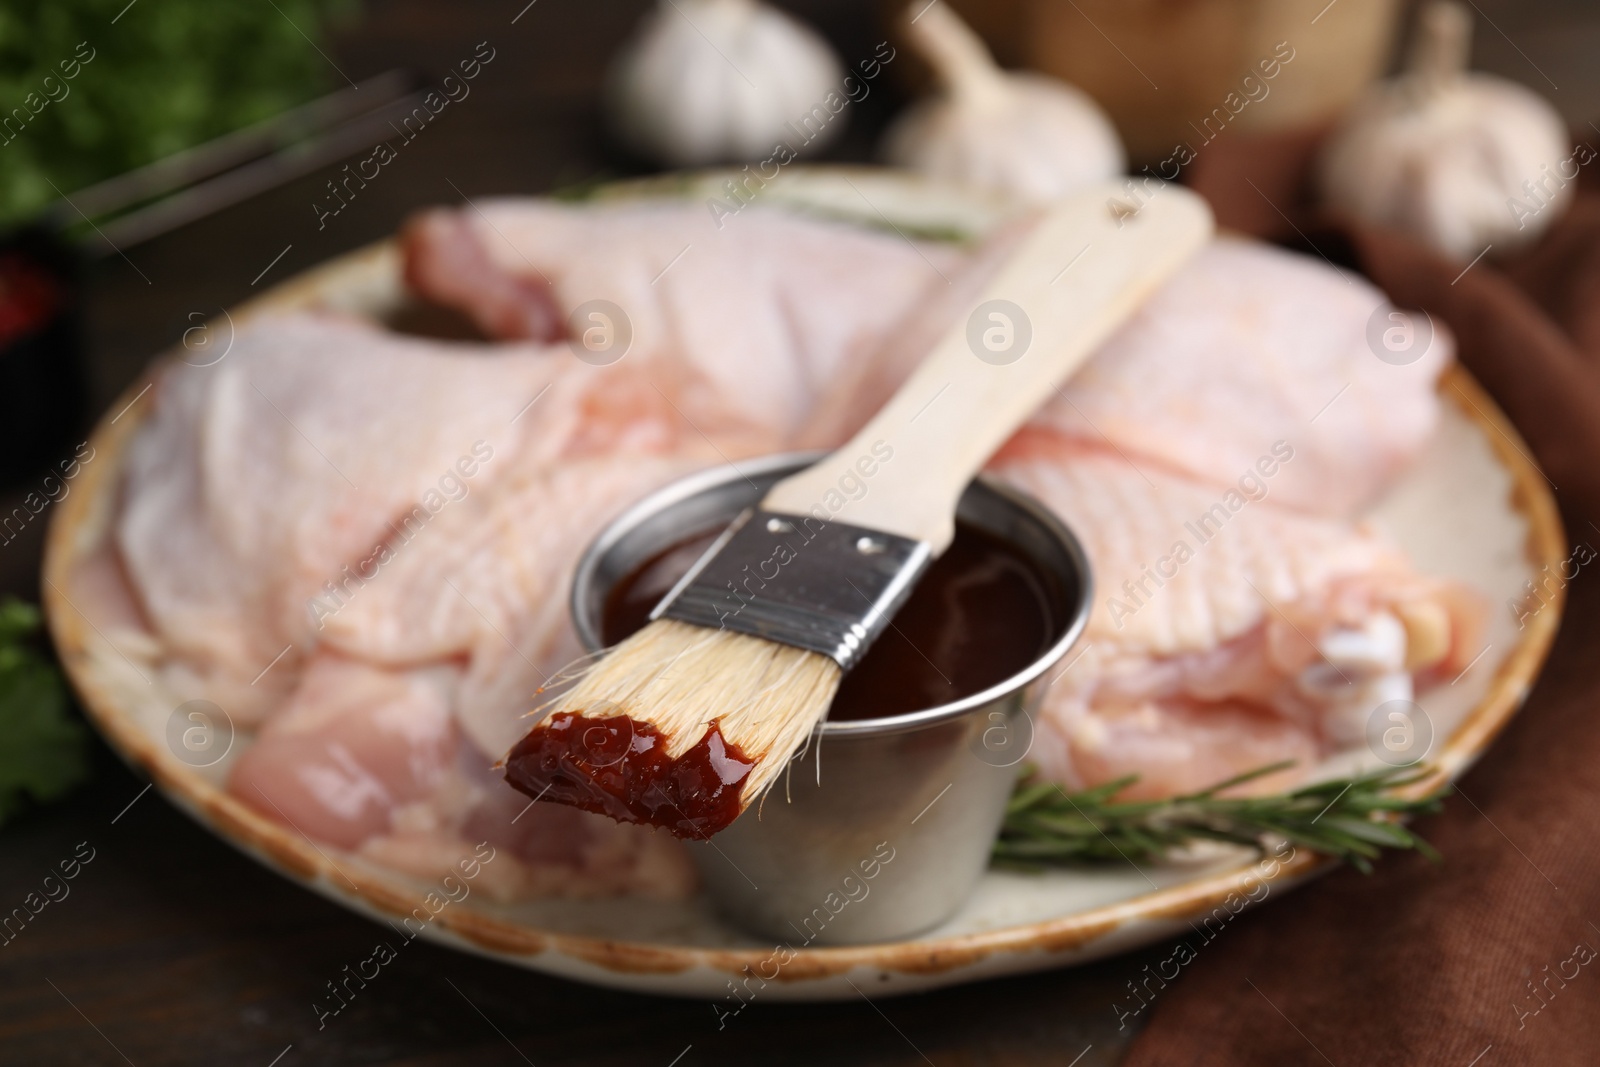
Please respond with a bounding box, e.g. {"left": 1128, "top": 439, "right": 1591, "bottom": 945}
{"left": 571, "top": 454, "right": 1092, "bottom": 945}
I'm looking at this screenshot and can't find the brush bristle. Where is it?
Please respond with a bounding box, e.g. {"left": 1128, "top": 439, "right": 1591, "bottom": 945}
{"left": 545, "top": 619, "right": 841, "bottom": 807}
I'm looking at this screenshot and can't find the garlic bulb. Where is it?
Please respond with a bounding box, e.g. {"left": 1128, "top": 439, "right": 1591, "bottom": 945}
{"left": 605, "top": 0, "right": 846, "bottom": 167}
{"left": 1317, "top": 1, "right": 1574, "bottom": 262}
{"left": 880, "top": 2, "right": 1124, "bottom": 204}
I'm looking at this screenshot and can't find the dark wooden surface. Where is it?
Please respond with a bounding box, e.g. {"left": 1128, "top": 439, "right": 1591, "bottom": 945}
{"left": 1, "top": 1, "right": 1595, "bottom": 1063}
{"left": 0, "top": 756, "right": 1149, "bottom": 1066}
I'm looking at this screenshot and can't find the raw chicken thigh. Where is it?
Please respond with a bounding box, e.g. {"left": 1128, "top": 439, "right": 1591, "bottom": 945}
{"left": 119, "top": 314, "right": 572, "bottom": 726}
{"left": 110, "top": 195, "right": 1475, "bottom": 899}
{"left": 991, "top": 433, "right": 1482, "bottom": 798}
{"left": 1036, "top": 237, "right": 1452, "bottom": 517}
{"left": 117, "top": 314, "right": 729, "bottom": 898}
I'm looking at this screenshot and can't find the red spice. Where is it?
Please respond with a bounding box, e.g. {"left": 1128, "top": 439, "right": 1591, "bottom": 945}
{"left": 503, "top": 711, "right": 754, "bottom": 839}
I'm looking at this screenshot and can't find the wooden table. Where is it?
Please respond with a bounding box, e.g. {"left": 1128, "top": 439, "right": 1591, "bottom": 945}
{"left": 0, "top": 754, "right": 1147, "bottom": 1065}
{"left": 1, "top": 0, "right": 1592, "bottom": 1063}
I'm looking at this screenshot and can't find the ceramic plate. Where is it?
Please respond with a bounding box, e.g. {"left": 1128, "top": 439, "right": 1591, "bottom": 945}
{"left": 44, "top": 168, "right": 1565, "bottom": 1000}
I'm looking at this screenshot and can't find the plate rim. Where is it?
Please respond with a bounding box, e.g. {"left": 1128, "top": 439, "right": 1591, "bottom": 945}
{"left": 42, "top": 168, "right": 1567, "bottom": 993}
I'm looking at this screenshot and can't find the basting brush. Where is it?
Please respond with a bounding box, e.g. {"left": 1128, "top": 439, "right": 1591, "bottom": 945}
{"left": 505, "top": 180, "right": 1214, "bottom": 838}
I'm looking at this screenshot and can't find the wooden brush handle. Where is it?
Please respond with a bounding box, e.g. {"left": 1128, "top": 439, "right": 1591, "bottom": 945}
{"left": 763, "top": 180, "right": 1214, "bottom": 552}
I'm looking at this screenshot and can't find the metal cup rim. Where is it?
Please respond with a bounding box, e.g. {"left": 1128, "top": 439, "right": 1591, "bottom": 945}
{"left": 569, "top": 452, "right": 1094, "bottom": 739}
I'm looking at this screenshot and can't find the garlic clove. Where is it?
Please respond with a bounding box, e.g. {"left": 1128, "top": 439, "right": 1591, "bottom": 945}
{"left": 605, "top": 0, "right": 846, "bottom": 168}
{"left": 1317, "top": 0, "right": 1574, "bottom": 262}
{"left": 881, "top": 2, "right": 1124, "bottom": 204}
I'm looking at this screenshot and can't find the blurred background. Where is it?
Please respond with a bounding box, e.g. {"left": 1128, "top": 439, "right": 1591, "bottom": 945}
{"left": 0, "top": 1, "right": 1596, "bottom": 1062}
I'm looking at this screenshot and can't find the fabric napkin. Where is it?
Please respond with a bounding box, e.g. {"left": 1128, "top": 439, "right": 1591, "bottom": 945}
{"left": 1122, "top": 135, "right": 1600, "bottom": 1066}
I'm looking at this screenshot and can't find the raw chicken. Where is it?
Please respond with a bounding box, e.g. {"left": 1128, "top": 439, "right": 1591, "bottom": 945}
{"left": 317, "top": 453, "right": 717, "bottom": 759}
{"left": 401, "top": 209, "right": 564, "bottom": 342}
{"left": 232, "top": 652, "right": 693, "bottom": 899}
{"left": 992, "top": 432, "right": 1484, "bottom": 798}
{"left": 229, "top": 652, "right": 460, "bottom": 850}
{"left": 119, "top": 313, "right": 572, "bottom": 724}
{"left": 1034, "top": 237, "right": 1452, "bottom": 517}
{"left": 401, "top": 197, "right": 964, "bottom": 441}
{"left": 119, "top": 313, "right": 743, "bottom": 898}
{"left": 117, "top": 312, "right": 740, "bottom": 727}
{"left": 807, "top": 234, "right": 1451, "bottom": 517}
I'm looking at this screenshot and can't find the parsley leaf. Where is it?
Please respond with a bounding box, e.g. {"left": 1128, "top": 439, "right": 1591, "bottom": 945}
{"left": 0, "top": 598, "right": 89, "bottom": 825}
{"left": 0, "top": 0, "right": 358, "bottom": 228}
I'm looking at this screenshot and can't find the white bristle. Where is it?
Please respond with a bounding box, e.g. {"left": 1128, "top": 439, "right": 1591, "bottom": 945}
{"left": 544, "top": 618, "right": 841, "bottom": 806}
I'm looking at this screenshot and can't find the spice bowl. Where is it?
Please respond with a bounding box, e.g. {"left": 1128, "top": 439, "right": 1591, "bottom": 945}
{"left": 570, "top": 453, "right": 1092, "bottom": 945}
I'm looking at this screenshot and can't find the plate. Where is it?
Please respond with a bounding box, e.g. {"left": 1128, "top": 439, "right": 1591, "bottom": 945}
{"left": 43, "top": 168, "right": 1565, "bottom": 1000}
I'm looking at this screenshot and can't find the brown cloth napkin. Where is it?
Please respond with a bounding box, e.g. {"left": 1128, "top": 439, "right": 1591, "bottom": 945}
{"left": 1122, "top": 137, "right": 1600, "bottom": 1066}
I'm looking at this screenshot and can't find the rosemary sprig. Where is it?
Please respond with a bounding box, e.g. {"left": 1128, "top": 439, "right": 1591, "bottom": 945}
{"left": 994, "top": 762, "right": 1449, "bottom": 874}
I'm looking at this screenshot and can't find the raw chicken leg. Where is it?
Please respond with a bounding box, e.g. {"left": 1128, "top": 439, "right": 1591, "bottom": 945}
{"left": 401, "top": 197, "right": 964, "bottom": 441}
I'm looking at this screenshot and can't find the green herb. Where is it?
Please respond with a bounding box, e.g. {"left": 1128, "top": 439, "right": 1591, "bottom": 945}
{"left": 995, "top": 762, "right": 1447, "bottom": 874}
{"left": 0, "top": 598, "right": 88, "bottom": 825}
{"left": 550, "top": 174, "right": 622, "bottom": 203}
{"left": 0, "top": 0, "right": 357, "bottom": 228}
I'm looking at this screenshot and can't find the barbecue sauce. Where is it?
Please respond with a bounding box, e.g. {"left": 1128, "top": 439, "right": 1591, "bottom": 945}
{"left": 503, "top": 712, "right": 751, "bottom": 840}
{"left": 602, "top": 521, "right": 1057, "bottom": 720}
{"left": 502, "top": 520, "right": 1057, "bottom": 838}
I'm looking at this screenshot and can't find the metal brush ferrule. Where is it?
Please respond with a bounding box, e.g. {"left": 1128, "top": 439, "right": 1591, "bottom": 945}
{"left": 653, "top": 508, "right": 933, "bottom": 671}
